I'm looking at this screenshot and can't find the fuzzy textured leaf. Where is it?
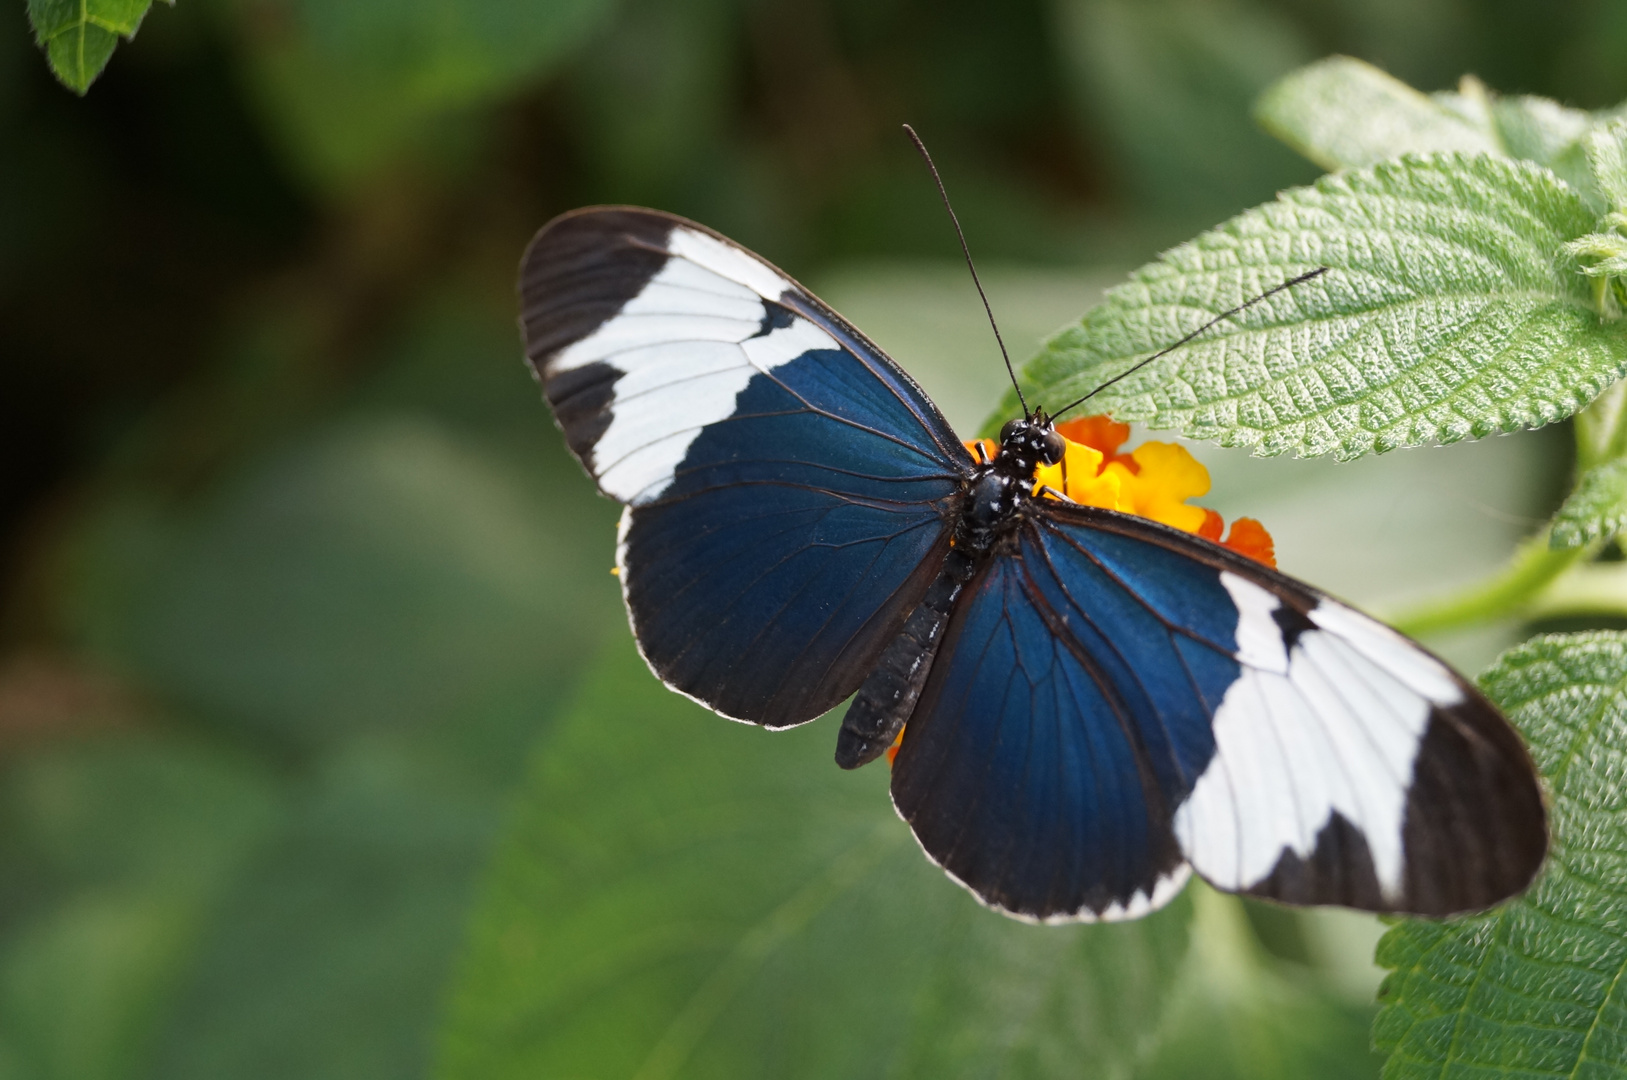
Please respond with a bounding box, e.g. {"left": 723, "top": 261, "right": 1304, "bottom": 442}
{"left": 1587, "top": 121, "right": 1627, "bottom": 213}
{"left": 1494, "top": 96, "right": 1601, "bottom": 202}
{"left": 26, "top": 0, "right": 167, "bottom": 94}
{"left": 1008, "top": 153, "right": 1627, "bottom": 458}
{"left": 1258, "top": 57, "right": 1625, "bottom": 210}
{"left": 1552, "top": 457, "right": 1627, "bottom": 549}
{"left": 436, "top": 642, "right": 1195, "bottom": 1080}
{"left": 1255, "top": 57, "right": 1500, "bottom": 173}
{"left": 1374, "top": 632, "right": 1627, "bottom": 1079}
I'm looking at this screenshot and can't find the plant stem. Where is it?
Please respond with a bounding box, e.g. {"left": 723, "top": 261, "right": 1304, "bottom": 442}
{"left": 1526, "top": 560, "right": 1627, "bottom": 620}
{"left": 1386, "top": 532, "right": 1592, "bottom": 638}
{"left": 1576, "top": 379, "right": 1627, "bottom": 473}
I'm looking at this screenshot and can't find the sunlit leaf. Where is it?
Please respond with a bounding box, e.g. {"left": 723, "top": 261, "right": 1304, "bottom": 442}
{"left": 1492, "top": 95, "right": 1600, "bottom": 201}
{"left": 1551, "top": 457, "right": 1627, "bottom": 549}
{"left": 25, "top": 0, "right": 168, "bottom": 94}
{"left": 1257, "top": 57, "right": 1627, "bottom": 210}
{"left": 1374, "top": 632, "right": 1627, "bottom": 1079}
{"left": 1255, "top": 56, "right": 1500, "bottom": 173}
{"left": 437, "top": 642, "right": 1195, "bottom": 1080}
{"left": 1587, "top": 120, "right": 1627, "bottom": 213}
{"left": 1005, "top": 153, "right": 1627, "bottom": 459}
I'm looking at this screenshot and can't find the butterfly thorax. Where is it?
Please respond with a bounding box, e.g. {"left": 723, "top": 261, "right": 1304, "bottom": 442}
{"left": 953, "top": 415, "right": 1065, "bottom": 561}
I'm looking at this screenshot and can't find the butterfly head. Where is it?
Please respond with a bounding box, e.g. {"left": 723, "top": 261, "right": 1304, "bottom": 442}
{"left": 996, "top": 413, "right": 1065, "bottom": 479}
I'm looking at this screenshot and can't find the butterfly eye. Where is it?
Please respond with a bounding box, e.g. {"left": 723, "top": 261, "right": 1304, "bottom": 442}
{"left": 1040, "top": 430, "right": 1065, "bottom": 465}
{"left": 999, "top": 419, "right": 1022, "bottom": 444}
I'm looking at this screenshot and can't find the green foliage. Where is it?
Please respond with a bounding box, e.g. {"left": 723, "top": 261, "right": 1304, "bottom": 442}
{"left": 438, "top": 642, "right": 1199, "bottom": 1080}
{"left": 0, "top": 738, "right": 280, "bottom": 1079}
{"left": 1374, "top": 632, "right": 1627, "bottom": 1079}
{"left": 1007, "top": 153, "right": 1627, "bottom": 458}
{"left": 225, "top": 0, "right": 621, "bottom": 188}
{"left": 0, "top": 298, "right": 627, "bottom": 1079}
{"left": 67, "top": 418, "right": 608, "bottom": 748}
{"left": 1138, "top": 889, "right": 1381, "bottom": 1080}
{"left": 1586, "top": 121, "right": 1627, "bottom": 212}
{"left": 1255, "top": 56, "right": 1501, "bottom": 173}
{"left": 1562, "top": 123, "right": 1627, "bottom": 316}
{"left": 25, "top": 0, "right": 168, "bottom": 93}
{"left": 1552, "top": 457, "right": 1627, "bottom": 549}
{"left": 1050, "top": 0, "right": 1318, "bottom": 225}
{"left": 142, "top": 740, "right": 508, "bottom": 1080}
{"left": 1255, "top": 55, "right": 1627, "bottom": 206}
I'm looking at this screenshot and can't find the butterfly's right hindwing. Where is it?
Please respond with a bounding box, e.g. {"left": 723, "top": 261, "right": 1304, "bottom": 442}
{"left": 521, "top": 207, "right": 970, "bottom": 728}
{"left": 891, "top": 504, "right": 1546, "bottom": 921}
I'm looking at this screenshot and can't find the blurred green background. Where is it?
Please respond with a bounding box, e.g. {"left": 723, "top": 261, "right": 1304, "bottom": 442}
{"left": 2, "top": 1, "right": 1622, "bottom": 1077}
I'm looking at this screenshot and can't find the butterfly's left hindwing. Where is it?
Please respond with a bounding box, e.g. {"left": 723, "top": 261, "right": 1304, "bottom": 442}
{"left": 892, "top": 504, "right": 1547, "bottom": 921}
{"left": 521, "top": 208, "right": 970, "bottom": 728}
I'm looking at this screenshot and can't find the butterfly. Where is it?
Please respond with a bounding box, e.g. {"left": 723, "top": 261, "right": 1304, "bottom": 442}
{"left": 519, "top": 204, "right": 1548, "bottom": 924}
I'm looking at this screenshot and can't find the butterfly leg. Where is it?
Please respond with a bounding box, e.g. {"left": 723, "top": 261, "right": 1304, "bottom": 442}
{"left": 835, "top": 547, "right": 978, "bottom": 769}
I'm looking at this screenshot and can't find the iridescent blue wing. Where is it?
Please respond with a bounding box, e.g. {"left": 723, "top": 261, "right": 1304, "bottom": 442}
{"left": 891, "top": 505, "right": 1546, "bottom": 921}
{"left": 521, "top": 207, "right": 970, "bottom": 728}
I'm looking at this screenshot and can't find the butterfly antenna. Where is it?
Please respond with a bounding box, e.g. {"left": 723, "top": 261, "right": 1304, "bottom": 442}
{"left": 1051, "top": 267, "right": 1329, "bottom": 422}
{"left": 903, "top": 124, "right": 1029, "bottom": 418}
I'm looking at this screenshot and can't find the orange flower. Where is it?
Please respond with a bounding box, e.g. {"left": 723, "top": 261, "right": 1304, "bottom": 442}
{"left": 1220, "top": 517, "right": 1275, "bottom": 566}
{"left": 964, "top": 416, "right": 1276, "bottom": 568}
{"left": 1055, "top": 415, "right": 1136, "bottom": 470}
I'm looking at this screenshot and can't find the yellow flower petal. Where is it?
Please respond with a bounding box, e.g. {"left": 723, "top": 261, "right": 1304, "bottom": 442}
{"left": 1109, "top": 441, "right": 1212, "bottom": 533}
{"left": 1034, "top": 441, "right": 1122, "bottom": 508}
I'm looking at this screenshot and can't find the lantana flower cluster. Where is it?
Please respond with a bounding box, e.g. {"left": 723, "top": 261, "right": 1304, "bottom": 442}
{"left": 968, "top": 415, "right": 1276, "bottom": 567}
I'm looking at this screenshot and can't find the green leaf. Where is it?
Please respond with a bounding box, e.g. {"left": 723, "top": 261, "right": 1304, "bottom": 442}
{"left": 1139, "top": 888, "right": 1381, "bottom": 1080}
{"left": 24, "top": 301, "right": 621, "bottom": 1078}
{"left": 1552, "top": 457, "right": 1627, "bottom": 549}
{"left": 65, "top": 416, "right": 616, "bottom": 752}
{"left": 1566, "top": 227, "right": 1627, "bottom": 278}
{"left": 0, "top": 737, "right": 280, "bottom": 1080}
{"left": 1007, "top": 153, "right": 1627, "bottom": 459}
{"left": 1255, "top": 57, "right": 1501, "bottom": 173}
{"left": 1583, "top": 121, "right": 1627, "bottom": 218}
{"left": 1257, "top": 58, "right": 1627, "bottom": 212}
{"left": 25, "top": 0, "right": 168, "bottom": 94}
{"left": 1374, "top": 631, "right": 1627, "bottom": 1079}
{"left": 1492, "top": 96, "right": 1598, "bottom": 199}
{"left": 437, "top": 641, "right": 1195, "bottom": 1080}
{"left": 145, "top": 738, "right": 507, "bottom": 1080}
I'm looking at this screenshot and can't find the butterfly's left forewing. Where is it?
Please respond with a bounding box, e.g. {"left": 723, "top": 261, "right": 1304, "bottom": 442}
{"left": 891, "top": 503, "right": 1546, "bottom": 921}
{"left": 522, "top": 207, "right": 971, "bottom": 729}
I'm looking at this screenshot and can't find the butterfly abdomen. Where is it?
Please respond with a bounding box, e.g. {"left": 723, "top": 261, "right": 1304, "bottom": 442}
{"left": 836, "top": 547, "right": 973, "bottom": 769}
{"left": 836, "top": 467, "right": 1031, "bottom": 769}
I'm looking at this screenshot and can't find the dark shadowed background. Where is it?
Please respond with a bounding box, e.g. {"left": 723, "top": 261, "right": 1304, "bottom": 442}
{"left": 0, "top": 1, "right": 1618, "bottom": 1077}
